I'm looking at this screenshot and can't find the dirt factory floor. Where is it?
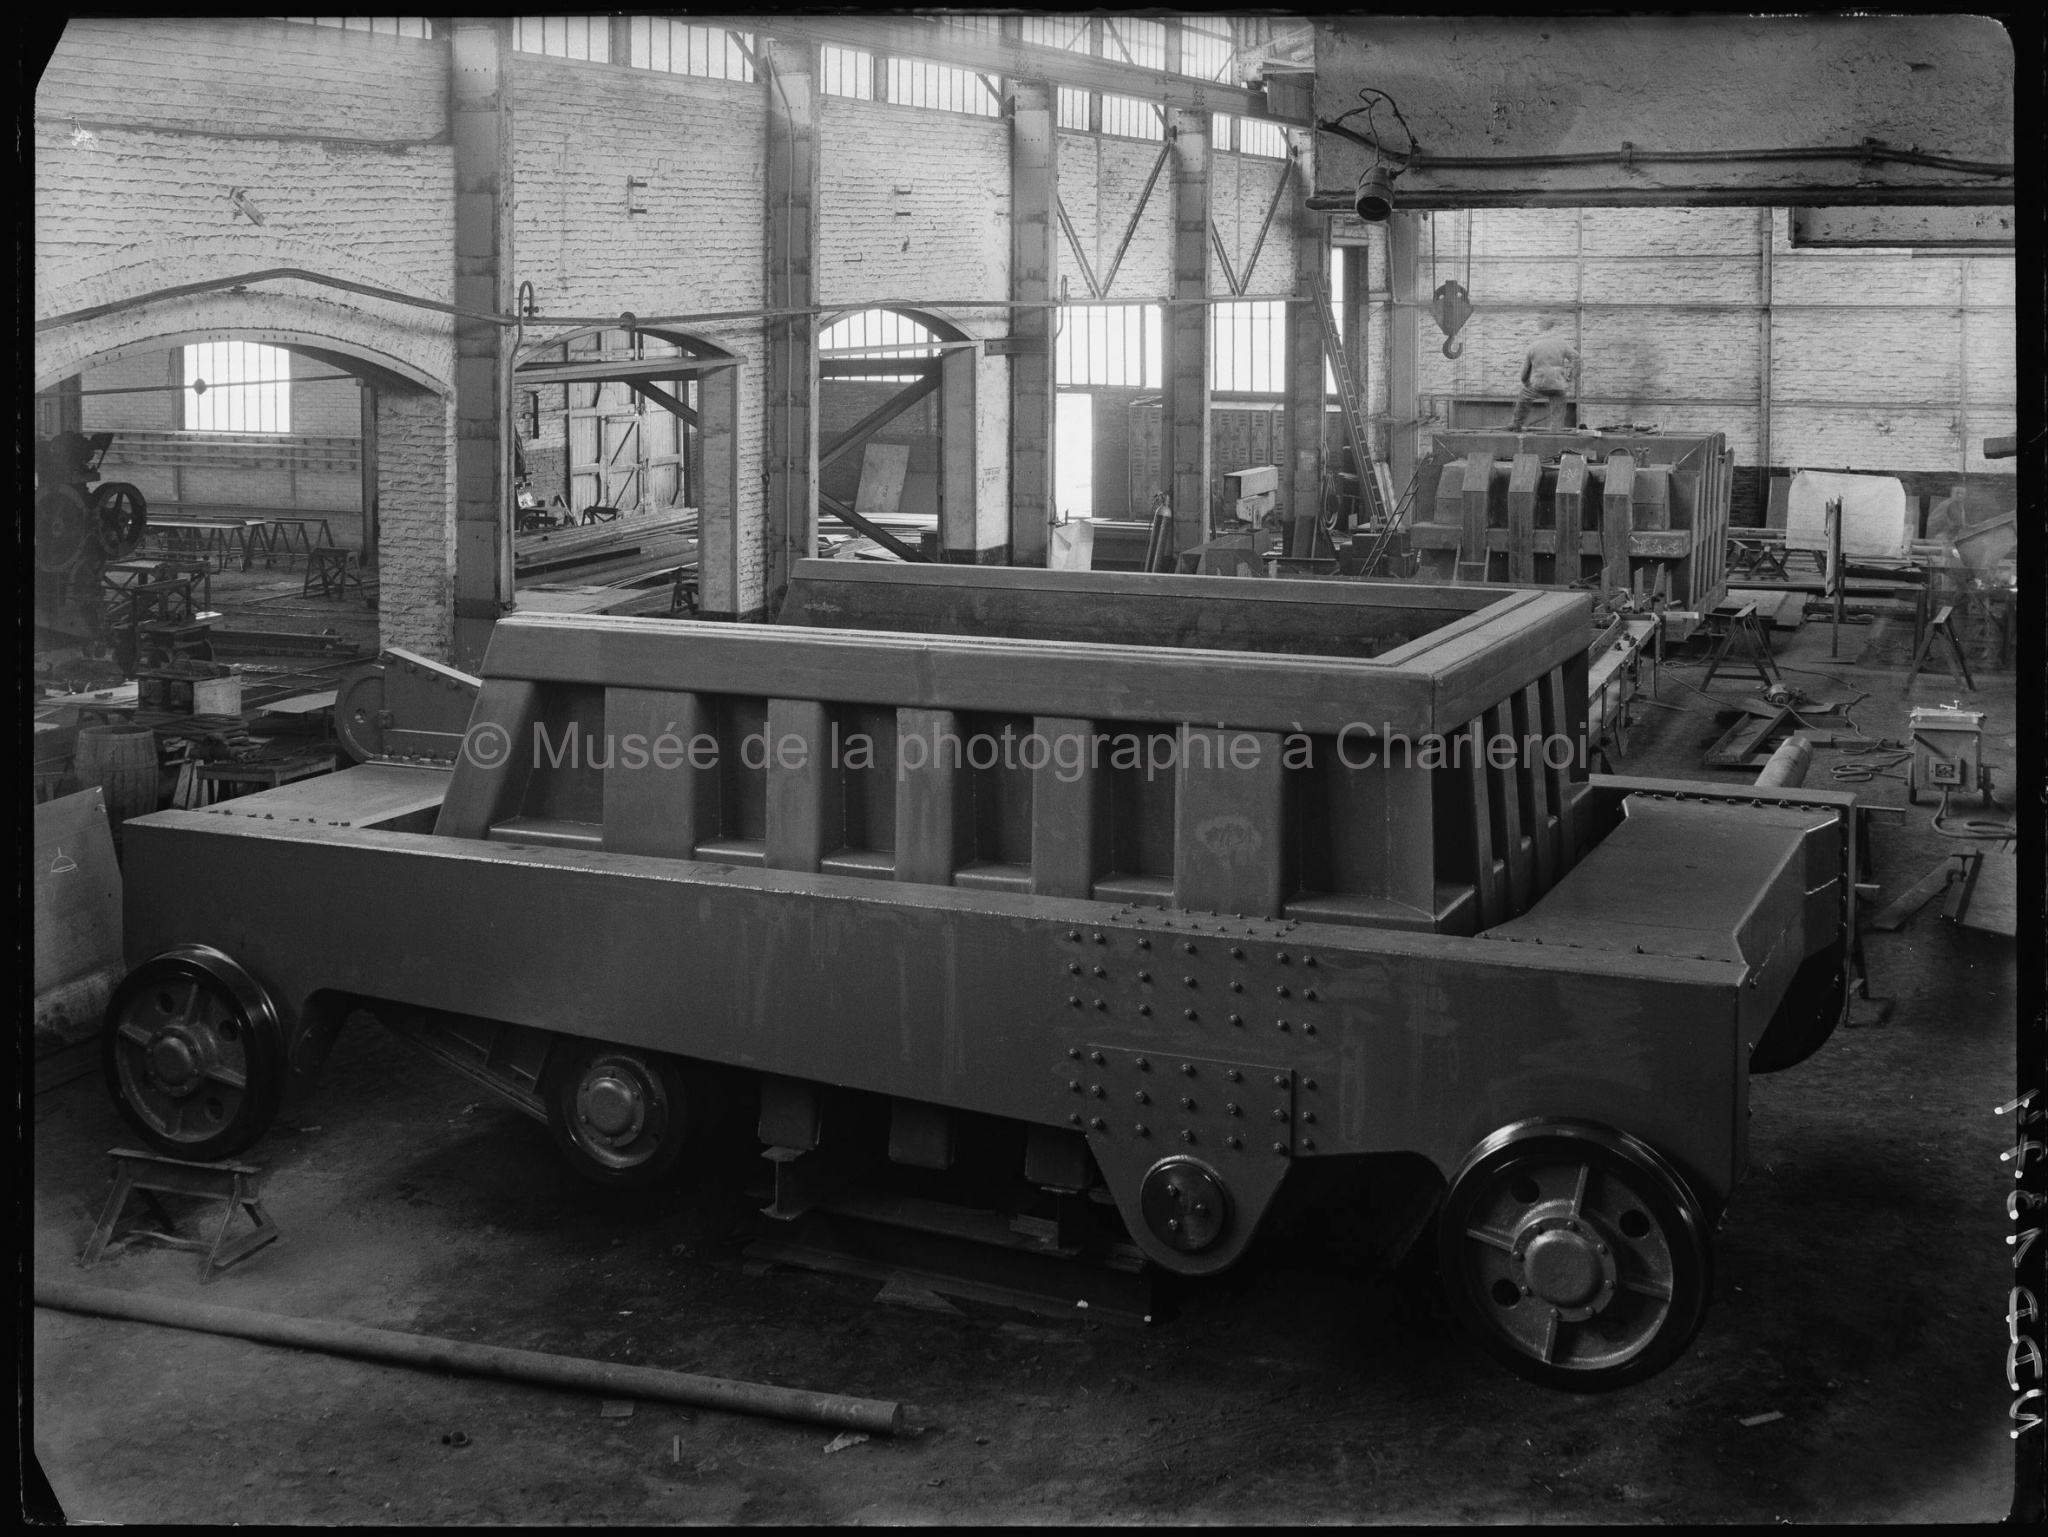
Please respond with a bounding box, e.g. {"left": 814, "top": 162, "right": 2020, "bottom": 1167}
{"left": 32, "top": 609, "right": 2019, "bottom": 1524}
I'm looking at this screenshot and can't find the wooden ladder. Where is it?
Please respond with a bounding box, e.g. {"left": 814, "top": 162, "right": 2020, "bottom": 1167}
{"left": 1308, "top": 269, "right": 1392, "bottom": 530}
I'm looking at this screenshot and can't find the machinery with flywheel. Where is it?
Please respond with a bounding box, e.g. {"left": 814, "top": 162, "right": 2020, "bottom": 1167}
{"left": 35, "top": 429, "right": 153, "bottom": 657}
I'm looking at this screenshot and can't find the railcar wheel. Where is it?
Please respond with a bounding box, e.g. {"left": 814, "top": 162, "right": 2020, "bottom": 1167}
{"left": 1438, "top": 1119, "right": 1711, "bottom": 1392}
{"left": 102, "top": 949, "right": 287, "bottom": 1162}
{"left": 542, "top": 1040, "right": 690, "bottom": 1189}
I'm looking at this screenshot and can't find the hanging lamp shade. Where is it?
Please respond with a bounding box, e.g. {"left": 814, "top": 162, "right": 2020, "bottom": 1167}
{"left": 1353, "top": 165, "right": 1396, "bottom": 222}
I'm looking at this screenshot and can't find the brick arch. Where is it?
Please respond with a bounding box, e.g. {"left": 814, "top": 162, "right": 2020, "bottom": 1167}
{"left": 511, "top": 324, "right": 743, "bottom": 623}
{"left": 36, "top": 231, "right": 458, "bottom": 394}
{"left": 813, "top": 306, "right": 967, "bottom": 346}
{"left": 41, "top": 322, "right": 447, "bottom": 397}
{"left": 42, "top": 310, "right": 458, "bottom": 665}
{"left": 813, "top": 307, "right": 979, "bottom": 562}
{"left": 37, "top": 295, "right": 453, "bottom": 399}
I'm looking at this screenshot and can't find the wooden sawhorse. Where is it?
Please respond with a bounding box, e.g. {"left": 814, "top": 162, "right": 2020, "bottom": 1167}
{"left": 79, "top": 1148, "right": 280, "bottom": 1282}
{"left": 1905, "top": 603, "right": 1976, "bottom": 692}
{"left": 1700, "top": 601, "right": 1783, "bottom": 689}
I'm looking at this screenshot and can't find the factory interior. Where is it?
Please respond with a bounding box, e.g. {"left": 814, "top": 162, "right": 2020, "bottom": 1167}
{"left": 29, "top": 14, "right": 2033, "bottom": 1524}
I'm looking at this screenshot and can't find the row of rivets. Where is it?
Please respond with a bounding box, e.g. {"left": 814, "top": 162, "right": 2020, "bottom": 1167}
{"left": 1062, "top": 930, "right": 1316, "bottom": 966}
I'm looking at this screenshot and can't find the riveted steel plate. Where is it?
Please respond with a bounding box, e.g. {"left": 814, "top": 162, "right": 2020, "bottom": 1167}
{"left": 1058, "top": 1044, "right": 1297, "bottom": 1276}
{"left": 1065, "top": 1047, "right": 1294, "bottom": 1159}
{"left": 1046, "top": 906, "right": 1336, "bottom": 1056}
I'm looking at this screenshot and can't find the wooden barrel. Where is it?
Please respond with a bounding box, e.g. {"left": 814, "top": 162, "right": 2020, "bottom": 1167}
{"left": 73, "top": 724, "right": 158, "bottom": 829}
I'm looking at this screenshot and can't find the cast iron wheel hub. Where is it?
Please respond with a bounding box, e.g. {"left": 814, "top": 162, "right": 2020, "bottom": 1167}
{"left": 578, "top": 1069, "right": 645, "bottom": 1141}
{"left": 1512, "top": 1218, "right": 1616, "bottom": 1320}
{"left": 1139, "top": 1156, "right": 1230, "bottom": 1253}
{"left": 561, "top": 1052, "right": 672, "bottom": 1170}
{"left": 146, "top": 1028, "right": 208, "bottom": 1095}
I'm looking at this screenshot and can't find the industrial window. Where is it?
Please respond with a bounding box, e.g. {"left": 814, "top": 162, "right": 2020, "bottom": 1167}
{"left": 512, "top": 16, "right": 608, "bottom": 62}
{"left": 1178, "top": 17, "right": 1235, "bottom": 80}
{"left": 1325, "top": 246, "right": 1346, "bottom": 397}
{"left": 886, "top": 56, "right": 1001, "bottom": 117}
{"left": 1056, "top": 86, "right": 1092, "bottom": 131}
{"left": 819, "top": 44, "right": 874, "bottom": 100}
{"left": 1054, "top": 390, "right": 1094, "bottom": 522}
{"left": 1212, "top": 301, "right": 1286, "bottom": 395}
{"left": 819, "top": 309, "right": 942, "bottom": 382}
{"left": 284, "top": 17, "right": 435, "bottom": 39}
{"left": 1019, "top": 17, "right": 1090, "bottom": 53}
{"left": 1101, "top": 18, "right": 1166, "bottom": 72}
{"left": 1213, "top": 113, "right": 1287, "bottom": 158}
{"left": 1056, "top": 305, "right": 1162, "bottom": 390}
{"left": 1100, "top": 94, "right": 1166, "bottom": 142}
{"left": 932, "top": 15, "right": 1001, "bottom": 43}
{"left": 182, "top": 342, "right": 292, "bottom": 434}
{"left": 629, "top": 19, "right": 753, "bottom": 81}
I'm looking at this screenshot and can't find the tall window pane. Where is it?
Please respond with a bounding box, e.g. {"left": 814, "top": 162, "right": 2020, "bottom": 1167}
{"left": 1212, "top": 301, "right": 1285, "bottom": 395}
{"left": 1020, "top": 17, "right": 1089, "bottom": 52}
{"left": 1102, "top": 18, "right": 1165, "bottom": 71}
{"left": 183, "top": 342, "right": 293, "bottom": 434}
{"left": 630, "top": 19, "right": 754, "bottom": 81}
{"left": 820, "top": 44, "right": 873, "bottom": 100}
{"left": 1100, "top": 94, "right": 1165, "bottom": 141}
{"left": 512, "top": 16, "right": 608, "bottom": 62}
{"left": 1056, "top": 305, "right": 1162, "bottom": 390}
{"left": 1178, "top": 17, "right": 1235, "bottom": 80}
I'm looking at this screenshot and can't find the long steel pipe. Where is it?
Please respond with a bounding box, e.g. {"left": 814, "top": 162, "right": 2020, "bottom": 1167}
{"left": 1754, "top": 736, "right": 1813, "bottom": 789}
{"left": 36, "top": 1278, "right": 905, "bottom": 1437}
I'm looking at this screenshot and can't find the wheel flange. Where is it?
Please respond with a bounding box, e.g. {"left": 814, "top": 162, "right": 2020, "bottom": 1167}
{"left": 1440, "top": 1119, "right": 1712, "bottom": 1390}
{"left": 103, "top": 947, "right": 284, "bottom": 1162}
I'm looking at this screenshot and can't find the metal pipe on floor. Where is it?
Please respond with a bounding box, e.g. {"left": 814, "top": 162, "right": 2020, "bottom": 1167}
{"left": 1754, "top": 736, "right": 1813, "bottom": 789}
{"left": 35, "top": 1277, "right": 905, "bottom": 1437}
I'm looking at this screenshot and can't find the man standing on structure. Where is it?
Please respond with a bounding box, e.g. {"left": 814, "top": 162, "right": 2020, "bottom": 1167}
{"left": 1509, "top": 316, "right": 1578, "bottom": 431}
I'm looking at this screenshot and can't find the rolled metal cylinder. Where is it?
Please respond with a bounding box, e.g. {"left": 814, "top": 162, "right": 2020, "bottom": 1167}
{"left": 1754, "top": 737, "right": 1812, "bottom": 789}
{"left": 36, "top": 1277, "right": 904, "bottom": 1436}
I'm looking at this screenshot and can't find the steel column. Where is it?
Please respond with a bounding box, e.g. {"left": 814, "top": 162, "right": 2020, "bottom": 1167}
{"left": 358, "top": 380, "right": 378, "bottom": 568}
{"left": 764, "top": 40, "right": 820, "bottom": 614}
{"left": 939, "top": 351, "right": 979, "bottom": 562}
{"left": 1009, "top": 80, "right": 1057, "bottom": 566}
{"left": 1758, "top": 209, "right": 1774, "bottom": 489}
{"left": 1164, "top": 110, "right": 1211, "bottom": 557}
{"left": 449, "top": 19, "right": 514, "bottom": 669}
{"left": 1385, "top": 213, "right": 1422, "bottom": 509}
{"left": 1284, "top": 130, "right": 1326, "bottom": 560}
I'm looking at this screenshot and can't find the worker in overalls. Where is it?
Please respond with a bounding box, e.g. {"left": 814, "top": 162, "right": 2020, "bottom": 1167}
{"left": 1509, "top": 317, "right": 1577, "bottom": 432}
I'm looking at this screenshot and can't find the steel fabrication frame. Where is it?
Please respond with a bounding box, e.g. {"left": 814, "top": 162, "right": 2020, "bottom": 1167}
{"left": 108, "top": 565, "right": 1854, "bottom": 1386}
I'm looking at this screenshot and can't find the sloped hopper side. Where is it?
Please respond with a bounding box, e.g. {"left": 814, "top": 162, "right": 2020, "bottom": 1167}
{"left": 435, "top": 566, "right": 1596, "bottom": 940}
{"left": 776, "top": 560, "right": 1494, "bottom": 659}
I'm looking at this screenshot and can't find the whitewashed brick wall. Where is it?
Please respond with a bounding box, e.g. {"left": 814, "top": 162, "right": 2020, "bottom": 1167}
{"left": 1381, "top": 205, "right": 2014, "bottom": 486}
{"left": 37, "top": 17, "right": 459, "bottom": 652}
{"left": 376, "top": 386, "right": 456, "bottom": 659}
